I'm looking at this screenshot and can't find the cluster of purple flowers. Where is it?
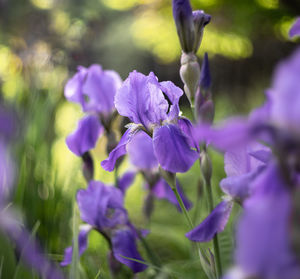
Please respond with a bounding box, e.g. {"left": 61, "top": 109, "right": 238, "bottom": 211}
{"left": 61, "top": 1, "right": 300, "bottom": 278}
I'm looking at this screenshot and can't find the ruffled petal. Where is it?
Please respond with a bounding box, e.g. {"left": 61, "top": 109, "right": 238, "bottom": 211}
{"left": 101, "top": 128, "right": 136, "bottom": 172}
{"left": 64, "top": 66, "right": 87, "bottom": 106}
{"left": 115, "top": 71, "right": 168, "bottom": 128}
{"left": 66, "top": 115, "right": 103, "bottom": 156}
{"left": 112, "top": 229, "right": 147, "bottom": 273}
{"left": 153, "top": 124, "right": 198, "bottom": 173}
{"left": 127, "top": 131, "right": 158, "bottom": 170}
{"left": 186, "top": 200, "right": 233, "bottom": 242}
{"left": 61, "top": 224, "right": 92, "bottom": 267}
{"left": 82, "top": 65, "right": 122, "bottom": 113}
{"left": 152, "top": 179, "right": 192, "bottom": 211}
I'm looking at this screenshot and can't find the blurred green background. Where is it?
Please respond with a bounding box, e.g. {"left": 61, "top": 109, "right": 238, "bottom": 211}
{"left": 0, "top": 0, "right": 299, "bottom": 278}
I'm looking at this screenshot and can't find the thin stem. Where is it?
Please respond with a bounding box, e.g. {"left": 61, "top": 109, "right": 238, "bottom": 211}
{"left": 169, "top": 180, "right": 215, "bottom": 279}
{"left": 203, "top": 164, "right": 222, "bottom": 278}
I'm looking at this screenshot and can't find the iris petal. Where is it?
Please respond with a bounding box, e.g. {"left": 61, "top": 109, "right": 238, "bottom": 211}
{"left": 66, "top": 115, "right": 103, "bottom": 156}
{"left": 186, "top": 200, "right": 233, "bottom": 242}
{"left": 153, "top": 124, "right": 198, "bottom": 173}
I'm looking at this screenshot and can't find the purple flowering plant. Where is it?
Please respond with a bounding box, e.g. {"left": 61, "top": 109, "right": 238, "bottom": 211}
{"left": 60, "top": 1, "right": 300, "bottom": 278}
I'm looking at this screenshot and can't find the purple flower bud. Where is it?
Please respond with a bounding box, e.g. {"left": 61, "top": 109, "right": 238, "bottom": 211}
{"left": 172, "top": 0, "right": 195, "bottom": 53}
{"left": 192, "top": 10, "right": 211, "bottom": 53}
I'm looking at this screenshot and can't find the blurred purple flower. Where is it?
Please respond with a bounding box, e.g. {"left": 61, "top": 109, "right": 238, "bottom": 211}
{"left": 233, "top": 164, "right": 300, "bottom": 279}
{"left": 65, "top": 64, "right": 122, "bottom": 114}
{"left": 220, "top": 143, "right": 270, "bottom": 202}
{"left": 102, "top": 71, "right": 198, "bottom": 173}
{"left": 0, "top": 141, "right": 14, "bottom": 206}
{"left": 0, "top": 210, "right": 64, "bottom": 279}
{"left": 289, "top": 17, "right": 300, "bottom": 38}
{"left": 61, "top": 181, "right": 147, "bottom": 273}
{"left": 66, "top": 115, "right": 103, "bottom": 156}
{"left": 269, "top": 47, "right": 300, "bottom": 133}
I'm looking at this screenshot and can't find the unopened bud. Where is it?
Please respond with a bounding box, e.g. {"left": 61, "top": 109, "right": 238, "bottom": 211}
{"left": 192, "top": 10, "right": 211, "bottom": 53}
{"left": 180, "top": 52, "right": 200, "bottom": 106}
{"left": 81, "top": 152, "right": 94, "bottom": 182}
{"left": 200, "top": 151, "right": 212, "bottom": 183}
{"left": 172, "top": 0, "right": 195, "bottom": 53}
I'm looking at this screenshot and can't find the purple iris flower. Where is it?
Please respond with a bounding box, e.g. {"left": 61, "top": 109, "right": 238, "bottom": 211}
{"left": 233, "top": 164, "right": 300, "bottom": 279}
{"left": 102, "top": 71, "right": 198, "bottom": 173}
{"left": 289, "top": 17, "right": 300, "bottom": 38}
{"left": 126, "top": 131, "right": 192, "bottom": 211}
{"left": 64, "top": 65, "right": 122, "bottom": 157}
{"left": 65, "top": 64, "right": 122, "bottom": 114}
{"left": 61, "top": 180, "right": 147, "bottom": 273}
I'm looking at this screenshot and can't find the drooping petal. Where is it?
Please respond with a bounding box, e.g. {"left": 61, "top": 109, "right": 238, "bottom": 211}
{"left": 77, "top": 181, "right": 127, "bottom": 230}
{"left": 152, "top": 179, "right": 192, "bottom": 211}
{"left": 61, "top": 224, "right": 92, "bottom": 267}
{"left": 66, "top": 115, "right": 103, "bottom": 156}
{"left": 289, "top": 17, "right": 300, "bottom": 38}
{"left": 235, "top": 164, "right": 300, "bottom": 279}
{"left": 177, "top": 117, "right": 199, "bottom": 151}
{"left": 118, "top": 172, "right": 136, "bottom": 194}
{"left": 64, "top": 66, "right": 87, "bottom": 107}
{"left": 186, "top": 200, "right": 233, "bottom": 242}
{"left": 153, "top": 124, "right": 198, "bottom": 173}
{"left": 114, "top": 71, "right": 168, "bottom": 128}
{"left": 82, "top": 65, "right": 122, "bottom": 113}
{"left": 101, "top": 128, "right": 136, "bottom": 172}
{"left": 112, "top": 229, "right": 147, "bottom": 273}
{"left": 127, "top": 131, "right": 158, "bottom": 170}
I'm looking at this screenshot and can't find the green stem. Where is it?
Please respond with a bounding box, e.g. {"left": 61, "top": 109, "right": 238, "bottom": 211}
{"left": 203, "top": 164, "right": 222, "bottom": 278}
{"left": 169, "top": 180, "right": 214, "bottom": 279}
